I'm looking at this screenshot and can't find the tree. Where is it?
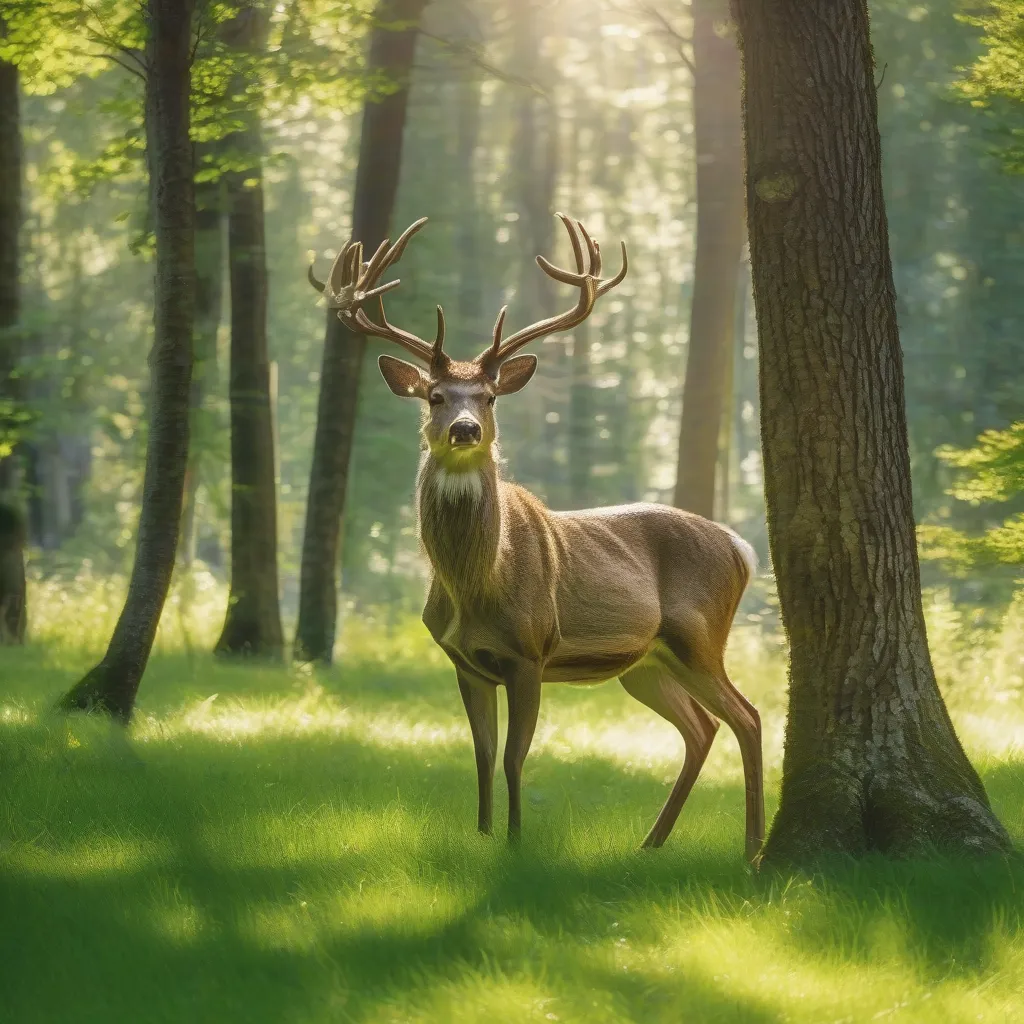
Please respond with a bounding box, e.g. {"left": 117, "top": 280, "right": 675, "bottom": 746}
{"left": 671, "top": 0, "right": 745, "bottom": 519}
{"left": 0, "top": 19, "right": 27, "bottom": 642}
{"left": 0, "top": 501, "right": 26, "bottom": 643}
{"left": 294, "top": 0, "right": 429, "bottom": 664}
{"left": 58, "top": 0, "right": 195, "bottom": 721}
{"left": 213, "top": 3, "right": 284, "bottom": 658}
{"left": 731, "top": 0, "right": 1009, "bottom": 860}
{"left": 0, "top": 16, "right": 23, "bottom": 495}
{"left": 179, "top": 155, "right": 225, "bottom": 568}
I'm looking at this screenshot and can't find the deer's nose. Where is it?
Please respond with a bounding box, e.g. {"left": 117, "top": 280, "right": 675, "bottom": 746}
{"left": 449, "top": 418, "right": 482, "bottom": 447}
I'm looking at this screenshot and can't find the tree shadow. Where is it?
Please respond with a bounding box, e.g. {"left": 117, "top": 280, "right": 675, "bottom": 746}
{"left": 1, "top": 649, "right": 1022, "bottom": 1022}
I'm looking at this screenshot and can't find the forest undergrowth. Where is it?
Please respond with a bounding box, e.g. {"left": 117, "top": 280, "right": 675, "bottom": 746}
{"left": 0, "top": 573, "right": 1022, "bottom": 1023}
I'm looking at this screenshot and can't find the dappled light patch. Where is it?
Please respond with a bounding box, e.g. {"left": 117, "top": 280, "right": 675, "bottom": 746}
{"left": 145, "top": 883, "right": 211, "bottom": 946}
{"left": 3, "top": 835, "right": 172, "bottom": 879}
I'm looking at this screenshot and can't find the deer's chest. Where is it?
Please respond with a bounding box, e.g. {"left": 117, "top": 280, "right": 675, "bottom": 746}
{"left": 423, "top": 583, "right": 553, "bottom": 683}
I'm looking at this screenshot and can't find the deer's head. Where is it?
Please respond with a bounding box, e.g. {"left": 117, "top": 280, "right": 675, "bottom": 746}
{"left": 308, "top": 214, "right": 627, "bottom": 471}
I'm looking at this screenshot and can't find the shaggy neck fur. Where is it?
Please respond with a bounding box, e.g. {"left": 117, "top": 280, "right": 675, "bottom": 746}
{"left": 416, "top": 447, "right": 503, "bottom": 600}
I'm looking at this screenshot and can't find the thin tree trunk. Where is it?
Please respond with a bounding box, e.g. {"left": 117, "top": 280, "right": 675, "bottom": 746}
{"left": 732, "top": 0, "right": 1009, "bottom": 861}
{"left": 0, "top": 500, "right": 25, "bottom": 642}
{"left": 0, "top": 30, "right": 22, "bottom": 497}
{"left": 180, "top": 171, "right": 224, "bottom": 567}
{"left": 214, "top": 5, "right": 284, "bottom": 658}
{"left": 568, "top": 316, "right": 592, "bottom": 508}
{"left": 0, "top": 32, "right": 26, "bottom": 643}
{"left": 455, "top": 69, "right": 483, "bottom": 335}
{"left": 505, "top": 0, "right": 560, "bottom": 503}
{"left": 58, "top": 0, "right": 195, "bottom": 721}
{"left": 672, "top": 0, "right": 745, "bottom": 518}
{"left": 293, "top": 0, "right": 427, "bottom": 664}
{"left": 714, "top": 297, "right": 735, "bottom": 522}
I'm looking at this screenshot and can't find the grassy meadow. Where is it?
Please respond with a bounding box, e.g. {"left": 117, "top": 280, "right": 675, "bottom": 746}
{"left": 1, "top": 572, "right": 1023, "bottom": 1023}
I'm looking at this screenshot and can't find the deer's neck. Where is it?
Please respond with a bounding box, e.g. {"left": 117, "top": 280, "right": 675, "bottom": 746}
{"left": 417, "top": 449, "right": 503, "bottom": 599}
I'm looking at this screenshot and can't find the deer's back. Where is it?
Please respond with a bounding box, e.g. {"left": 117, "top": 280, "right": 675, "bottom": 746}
{"left": 544, "top": 501, "right": 749, "bottom": 662}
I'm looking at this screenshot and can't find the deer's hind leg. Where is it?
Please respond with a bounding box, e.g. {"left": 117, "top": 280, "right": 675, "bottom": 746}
{"left": 659, "top": 618, "right": 764, "bottom": 864}
{"left": 620, "top": 659, "right": 720, "bottom": 849}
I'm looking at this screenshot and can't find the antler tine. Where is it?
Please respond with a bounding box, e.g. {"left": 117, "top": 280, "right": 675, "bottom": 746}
{"left": 356, "top": 278, "right": 402, "bottom": 303}
{"left": 361, "top": 217, "right": 430, "bottom": 292}
{"left": 331, "top": 240, "right": 356, "bottom": 294}
{"left": 309, "top": 218, "right": 438, "bottom": 363}
{"left": 308, "top": 218, "right": 429, "bottom": 312}
{"left": 351, "top": 305, "right": 436, "bottom": 364}
{"left": 561, "top": 212, "right": 586, "bottom": 273}
{"left": 489, "top": 305, "right": 508, "bottom": 353}
{"left": 360, "top": 237, "right": 392, "bottom": 285}
{"left": 597, "top": 241, "right": 628, "bottom": 296}
{"left": 308, "top": 240, "right": 354, "bottom": 296}
{"left": 476, "top": 214, "right": 627, "bottom": 373}
{"left": 575, "top": 218, "right": 601, "bottom": 277}
{"left": 382, "top": 216, "right": 428, "bottom": 271}
{"left": 431, "top": 306, "right": 447, "bottom": 369}
{"left": 576, "top": 219, "right": 602, "bottom": 278}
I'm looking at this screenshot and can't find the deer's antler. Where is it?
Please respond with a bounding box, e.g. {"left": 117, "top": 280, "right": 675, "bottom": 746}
{"left": 476, "top": 213, "right": 628, "bottom": 377}
{"left": 308, "top": 217, "right": 447, "bottom": 369}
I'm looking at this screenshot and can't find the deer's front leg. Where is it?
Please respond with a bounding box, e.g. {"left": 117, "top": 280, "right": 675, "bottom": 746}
{"left": 456, "top": 670, "right": 498, "bottom": 835}
{"left": 503, "top": 665, "right": 542, "bottom": 842}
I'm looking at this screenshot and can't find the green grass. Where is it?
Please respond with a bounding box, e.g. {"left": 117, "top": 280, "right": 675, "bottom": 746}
{"left": 1, "top": 577, "right": 1023, "bottom": 1023}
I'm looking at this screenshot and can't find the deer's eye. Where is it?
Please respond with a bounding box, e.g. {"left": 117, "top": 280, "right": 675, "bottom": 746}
{"left": 428, "top": 392, "right": 444, "bottom": 406}
{"left": 487, "top": 395, "right": 496, "bottom": 406}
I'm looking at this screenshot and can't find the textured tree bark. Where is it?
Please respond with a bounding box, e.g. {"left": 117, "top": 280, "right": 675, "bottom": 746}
{"left": 294, "top": 0, "right": 428, "bottom": 664}
{"left": 214, "top": 6, "right": 284, "bottom": 658}
{"left": 732, "top": 0, "right": 1009, "bottom": 860}
{"left": 57, "top": 0, "right": 195, "bottom": 721}
{"left": 672, "top": 0, "right": 745, "bottom": 519}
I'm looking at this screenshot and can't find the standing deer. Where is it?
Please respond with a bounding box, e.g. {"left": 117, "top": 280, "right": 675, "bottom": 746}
{"left": 309, "top": 215, "right": 764, "bottom": 862}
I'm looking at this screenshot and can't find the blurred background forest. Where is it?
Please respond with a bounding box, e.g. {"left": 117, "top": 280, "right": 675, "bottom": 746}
{"left": 1, "top": 0, "right": 1023, "bottom": 645}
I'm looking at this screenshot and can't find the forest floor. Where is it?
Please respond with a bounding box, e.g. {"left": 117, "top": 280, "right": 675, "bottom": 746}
{"left": 1, "top": 581, "right": 1023, "bottom": 1023}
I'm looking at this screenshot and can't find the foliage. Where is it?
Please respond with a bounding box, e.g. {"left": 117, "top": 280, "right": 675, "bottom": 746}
{"left": 5, "top": 0, "right": 1024, "bottom": 612}
{"left": 1, "top": 598, "right": 1023, "bottom": 1022}
{"left": 919, "top": 420, "right": 1024, "bottom": 568}
{"left": 955, "top": 0, "right": 1024, "bottom": 171}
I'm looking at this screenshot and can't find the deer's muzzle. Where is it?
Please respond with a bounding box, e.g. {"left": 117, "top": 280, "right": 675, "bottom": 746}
{"left": 449, "top": 418, "right": 482, "bottom": 448}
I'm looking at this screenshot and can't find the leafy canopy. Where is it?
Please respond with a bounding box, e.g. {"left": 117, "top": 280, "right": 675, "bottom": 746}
{"left": 919, "top": 422, "right": 1024, "bottom": 568}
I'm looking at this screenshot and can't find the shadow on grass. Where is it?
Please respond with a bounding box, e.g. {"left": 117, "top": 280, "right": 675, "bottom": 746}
{"left": 1, "top": 647, "right": 1022, "bottom": 1023}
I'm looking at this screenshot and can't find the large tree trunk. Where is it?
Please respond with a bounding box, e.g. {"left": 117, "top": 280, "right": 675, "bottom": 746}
{"left": 293, "top": 0, "right": 428, "bottom": 664}
{"left": 672, "top": 0, "right": 745, "bottom": 519}
{"left": 732, "top": 0, "right": 1009, "bottom": 861}
{"left": 58, "top": 0, "right": 195, "bottom": 721}
{"left": 214, "top": 6, "right": 284, "bottom": 658}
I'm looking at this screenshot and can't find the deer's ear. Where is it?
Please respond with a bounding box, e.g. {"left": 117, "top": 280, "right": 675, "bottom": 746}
{"left": 495, "top": 354, "right": 538, "bottom": 395}
{"left": 379, "top": 354, "right": 429, "bottom": 399}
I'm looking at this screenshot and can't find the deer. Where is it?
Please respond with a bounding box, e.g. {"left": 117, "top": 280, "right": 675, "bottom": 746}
{"left": 308, "top": 214, "right": 765, "bottom": 863}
